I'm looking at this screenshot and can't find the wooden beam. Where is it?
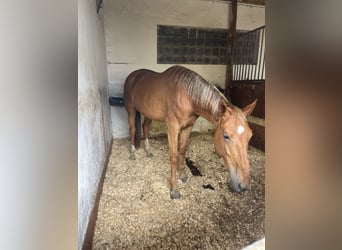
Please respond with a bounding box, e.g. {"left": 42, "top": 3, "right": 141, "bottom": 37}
{"left": 221, "top": 0, "right": 265, "bottom": 6}
{"left": 239, "top": 0, "right": 265, "bottom": 6}
{"left": 224, "top": 0, "right": 237, "bottom": 99}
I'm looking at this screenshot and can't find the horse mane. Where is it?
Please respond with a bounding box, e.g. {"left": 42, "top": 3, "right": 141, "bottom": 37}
{"left": 165, "top": 65, "right": 230, "bottom": 117}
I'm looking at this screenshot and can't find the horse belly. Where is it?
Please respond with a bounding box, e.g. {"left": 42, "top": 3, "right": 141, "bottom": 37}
{"left": 139, "top": 99, "right": 166, "bottom": 121}
{"left": 132, "top": 85, "right": 167, "bottom": 121}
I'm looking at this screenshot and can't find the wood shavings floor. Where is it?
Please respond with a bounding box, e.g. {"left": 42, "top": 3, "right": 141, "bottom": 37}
{"left": 93, "top": 132, "right": 265, "bottom": 249}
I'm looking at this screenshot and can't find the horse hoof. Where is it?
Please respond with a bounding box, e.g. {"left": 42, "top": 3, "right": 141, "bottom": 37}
{"left": 170, "top": 190, "right": 181, "bottom": 199}
{"left": 146, "top": 152, "right": 153, "bottom": 158}
{"left": 129, "top": 156, "right": 136, "bottom": 160}
{"left": 180, "top": 174, "right": 188, "bottom": 183}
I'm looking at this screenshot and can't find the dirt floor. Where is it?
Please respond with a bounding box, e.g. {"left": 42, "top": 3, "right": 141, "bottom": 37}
{"left": 93, "top": 131, "right": 265, "bottom": 249}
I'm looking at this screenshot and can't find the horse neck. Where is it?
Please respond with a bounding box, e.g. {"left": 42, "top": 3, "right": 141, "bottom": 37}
{"left": 193, "top": 105, "right": 220, "bottom": 127}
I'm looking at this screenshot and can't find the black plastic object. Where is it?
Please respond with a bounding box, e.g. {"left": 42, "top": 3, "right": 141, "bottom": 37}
{"left": 109, "top": 97, "right": 124, "bottom": 106}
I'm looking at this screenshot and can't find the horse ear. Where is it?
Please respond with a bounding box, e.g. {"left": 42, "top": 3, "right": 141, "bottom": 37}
{"left": 242, "top": 99, "right": 257, "bottom": 117}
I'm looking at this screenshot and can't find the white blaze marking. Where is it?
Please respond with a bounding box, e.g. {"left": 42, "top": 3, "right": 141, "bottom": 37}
{"left": 237, "top": 125, "right": 245, "bottom": 135}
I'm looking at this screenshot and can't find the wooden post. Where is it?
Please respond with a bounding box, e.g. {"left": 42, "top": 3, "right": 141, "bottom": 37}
{"left": 224, "top": 0, "right": 237, "bottom": 100}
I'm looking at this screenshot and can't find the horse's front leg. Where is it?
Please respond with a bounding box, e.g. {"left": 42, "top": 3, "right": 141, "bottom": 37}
{"left": 167, "top": 124, "right": 181, "bottom": 199}
{"left": 178, "top": 125, "right": 193, "bottom": 183}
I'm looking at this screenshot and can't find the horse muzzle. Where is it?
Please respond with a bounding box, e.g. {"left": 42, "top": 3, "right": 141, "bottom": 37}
{"left": 229, "top": 169, "right": 250, "bottom": 193}
{"left": 230, "top": 181, "right": 250, "bottom": 193}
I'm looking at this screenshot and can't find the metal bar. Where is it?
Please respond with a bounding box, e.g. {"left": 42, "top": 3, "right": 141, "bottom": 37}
{"left": 256, "top": 30, "right": 262, "bottom": 79}
{"left": 258, "top": 28, "right": 265, "bottom": 79}
{"left": 240, "top": 36, "right": 243, "bottom": 80}
{"left": 243, "top": 32, "right": 247, "bottom": 79}
{"left": 261, "top": 29, "right": 265, "bottom": 79}
{"left": 243, "top": 33, "right": 248, "bottom": 80}
{"left": 260, "top": 28, "right": 265, "bottom": 79}
{"left": 254, "top": 29, "right": 261, "bottom": 80}
{"left": 261, "top": 54, "right": 265, "bottom": 79}
{"left": 236, "top": 64, "right": 239, "bottom": 80}
{"left": 246, "top": 32, "right": 252, "bottom": 80}
{"left": 245, "top": 33, "right": 249, "bottom": 79}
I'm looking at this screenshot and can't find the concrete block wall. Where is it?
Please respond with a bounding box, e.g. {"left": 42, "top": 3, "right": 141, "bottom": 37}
{"left": 78, "top": 0, "right": 112, "bottom": 248}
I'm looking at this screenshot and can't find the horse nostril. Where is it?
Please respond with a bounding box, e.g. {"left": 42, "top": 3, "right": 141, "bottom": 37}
{"left": 237, "top": 183, "right": 247, "bottom": 193}
{"left": 237, "top": 183, "right": 242, "bottom": 192}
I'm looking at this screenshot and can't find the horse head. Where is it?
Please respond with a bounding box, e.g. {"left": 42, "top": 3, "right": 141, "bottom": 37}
{"left": 214, "top": 100, "right": 257, "bottom": 193}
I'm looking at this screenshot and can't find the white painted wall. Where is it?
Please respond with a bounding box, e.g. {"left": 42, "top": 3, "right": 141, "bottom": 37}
{"left": 103, "top": 0, "right": 264, "bottom": 137}
{"left": 78, "top": 0, "right": 112, "bottom": 248}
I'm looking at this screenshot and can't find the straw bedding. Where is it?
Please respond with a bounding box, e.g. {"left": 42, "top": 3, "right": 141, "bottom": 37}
{"left": 93, "top": 131, "right": 265, "bottom": 249}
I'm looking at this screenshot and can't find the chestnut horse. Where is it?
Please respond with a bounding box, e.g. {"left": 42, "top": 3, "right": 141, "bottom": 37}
{"left": 124, "top": 65, "right": 256, "bottom": 199}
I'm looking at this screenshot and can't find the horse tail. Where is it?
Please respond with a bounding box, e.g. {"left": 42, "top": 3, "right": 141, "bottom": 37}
{"left": 134, "top": 111, "right": 141, "bottom": 149}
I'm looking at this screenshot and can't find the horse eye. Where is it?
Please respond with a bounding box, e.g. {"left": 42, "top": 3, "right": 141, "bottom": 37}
{"left": 223, "top": 134, "right": 230, "bottom": 141}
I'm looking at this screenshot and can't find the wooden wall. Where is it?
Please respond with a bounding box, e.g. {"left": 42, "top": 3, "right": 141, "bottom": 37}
{"left": 230, "top": 81, "right": 265, "bottom": 151}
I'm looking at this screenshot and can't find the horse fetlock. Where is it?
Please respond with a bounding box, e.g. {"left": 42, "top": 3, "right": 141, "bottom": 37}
{"left": 130, "top": 144, "right": 136, "bottom": 160}
{"left": 146, "top": 152, "right": 153, "bottom": 157}
{"left": 180, "top": 174, "right": 188, "bottom": 183}
{"left": 144, "top": 139, "right": 153, "bottom": 157}
{"left": 170, "top": 190, "right": 181, "bottom": 199}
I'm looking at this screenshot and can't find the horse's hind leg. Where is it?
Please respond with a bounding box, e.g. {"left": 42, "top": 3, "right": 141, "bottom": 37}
{"left": 178, "top": 125, "right": 193, "bottom": 183}
{"left": 142, "top": 118, "right": 153, "bottom": 157}
{"left": 127, "top": 110, "right": 137, "bottom": 160}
